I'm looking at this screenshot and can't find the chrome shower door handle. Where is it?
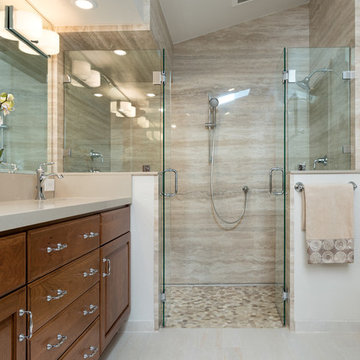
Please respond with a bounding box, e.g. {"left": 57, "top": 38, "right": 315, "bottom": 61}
{"left": 159, "top": 169, "right": 178, "bottom": 197}
{"left": 269, "top": 167, "right": 284, "bottom": 195}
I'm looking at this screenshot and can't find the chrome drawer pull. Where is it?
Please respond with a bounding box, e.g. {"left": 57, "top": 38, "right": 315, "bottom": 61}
{"left": 83, "top": 304, "right": 98, "bottom": 316}
{"left": 18, "top": 309, "right": 33, "bottom": 341}
{"left": 46, "top": 289, "right": 67, "bottom": 302}
{"left": 83, "top": 268, "right": 99, "bottom": 277}
{"left": 47, "top": 243, "right": 68, "bottom": 253}
{"left": 83, "top": 232, "right": 99, "bottom": 239}
{"left": 83, "top": 346, "right": 98, "bottom": 359}
{"left": 46, "top": 334, "right": 67, "bottom": 350}
{"left": 102, "top": 258, "right": 111, "bottom": 278}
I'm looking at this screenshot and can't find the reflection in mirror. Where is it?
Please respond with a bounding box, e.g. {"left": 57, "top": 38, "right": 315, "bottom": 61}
{"left": 0, "top": 31, "right": 47, "bottom": 173}
{"left": 64, "top": 50, "right": 162, "bottom": 173}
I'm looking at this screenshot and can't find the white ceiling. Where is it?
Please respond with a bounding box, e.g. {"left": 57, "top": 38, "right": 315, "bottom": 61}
{"left": 159, "top": 0, "right": 309, "bottom": 44}
{"left": 27, "top": 0, "right": 147, "bottom": 27}
{"left": 26, "top": 0, "right": 309, "bottom": 43}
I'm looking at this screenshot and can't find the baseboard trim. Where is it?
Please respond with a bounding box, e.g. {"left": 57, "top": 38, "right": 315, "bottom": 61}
{"left": 294, "top": 321, "right": 360, "bottom": 332}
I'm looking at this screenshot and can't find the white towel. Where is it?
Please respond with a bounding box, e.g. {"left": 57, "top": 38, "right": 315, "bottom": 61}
{"left": 302, "top": 183, "right": 354, "bottom": 264}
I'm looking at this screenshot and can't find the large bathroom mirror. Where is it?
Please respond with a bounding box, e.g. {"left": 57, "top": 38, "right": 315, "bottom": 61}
{"left": 0, "top": 0, "right": 50, "bottom": 173}
{"left": 63, "top": 49, "right": 163, "bottom": 173}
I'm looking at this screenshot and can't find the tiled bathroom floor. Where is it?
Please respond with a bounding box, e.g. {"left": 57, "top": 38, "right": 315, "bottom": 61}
{"left": 165, "top": 285, "right": 282, "bottom": 328}
{"left": 100, "top": 327, "right": 360, "bottom": 360}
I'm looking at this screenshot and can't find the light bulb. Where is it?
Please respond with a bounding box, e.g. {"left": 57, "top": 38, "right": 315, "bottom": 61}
{"left": 114, "top": 50, "right": 127, "bottom": 56}
{"left": 74, "top": 0, "right": 97, "bottom": 10}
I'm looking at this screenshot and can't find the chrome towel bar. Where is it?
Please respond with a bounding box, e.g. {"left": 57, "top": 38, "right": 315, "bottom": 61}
{"left": 295, "top": 181, "right": 357, "bottom": 192}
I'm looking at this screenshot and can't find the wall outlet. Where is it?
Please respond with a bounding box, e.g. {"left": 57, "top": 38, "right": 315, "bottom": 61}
{"left": 44, "top": 178, "right": 55, "bottom": 192}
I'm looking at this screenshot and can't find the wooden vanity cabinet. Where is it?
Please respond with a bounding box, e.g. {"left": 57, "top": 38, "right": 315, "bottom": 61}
{"left": 0, "top": 287, "right": 27, "bottom": 360}
{"left": 100, "top": 232, "right": 131, "bottom": 352}
{"left": 0, "top": 233, "right": 26, "bottom": 298}
{"left": 0, "top": 205, "right": 130, "bottom": 359}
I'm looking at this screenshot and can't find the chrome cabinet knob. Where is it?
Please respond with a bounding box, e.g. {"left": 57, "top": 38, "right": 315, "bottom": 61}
{"left": 83, "top": 232, "right": 99, "bottom": 239}
{"left": 46, "top": 334, "right": 67, "bottom": 350}
{"left": 83, "top": 268, "right": 98, "bottom": 277}
{"left": 18, "top": 309, "right": 33, "bottom": 341}
{"left": 83, "top": 346, "right": 98, "bottom": 358}
{"left": 83, "top": 304, "right": 98, "bottom": 316}
{"left": 47, "top": 243, "right": 68, "bottom": 253}
{"left": 102, "top": 258, "right": 111, "bottom": 277}
{"left": 46, "top": 289, "right": 67, "bottom": 302}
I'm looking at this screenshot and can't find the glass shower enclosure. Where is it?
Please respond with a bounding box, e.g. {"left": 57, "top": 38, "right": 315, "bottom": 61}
{"left": 286, "top": 47, "right": 352, "bottom": 172}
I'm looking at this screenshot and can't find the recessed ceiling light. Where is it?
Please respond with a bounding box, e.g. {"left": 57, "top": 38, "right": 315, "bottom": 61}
{"left": 114, "top": 50, "right": 127, "bottom": 56}
{"left": 225, "top": 112, "right": 230, "bottom": 115}
{"left": 171, "top": 124, "right": 176, "bottom": 129}
{"left": 74, "top": 0, "right": 97, "bottom": 10}
{"left": 94, "top": 93, "right": 103, "bottom": 97}
{"left": 228, "top": 88, "right": 235, "bottom": 92}
{"left": 147, "top": 93, "right": 156, "bottom": 97}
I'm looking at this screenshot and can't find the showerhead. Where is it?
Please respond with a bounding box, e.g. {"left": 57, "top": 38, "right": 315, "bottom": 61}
{"left": 209, "top": 97, "right": 219, "bottom": 108}
{"left": 296, "top": 68, "right": 333, "bottom": 91}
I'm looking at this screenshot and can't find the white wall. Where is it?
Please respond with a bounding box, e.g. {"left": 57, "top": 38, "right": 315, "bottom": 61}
{"left": 292, "top": 173, "right": 360, "bottom": 331}
{"left": 128, "top": 175, "right": 156, "bottom": 331}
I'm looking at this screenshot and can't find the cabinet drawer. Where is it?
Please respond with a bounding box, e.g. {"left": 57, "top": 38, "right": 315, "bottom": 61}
{"left": 0, "top": 233, "right": 26, "bottom": 297}
{"left": 28, "top": 215, "right": 100, "bottom": 281}
{"left": 29, "top": 284, "right": 99, "bottom": 360}
{"left": 28, "top": 249, "right": 99, "bottom": 332}
{"left": 59, "top": 318, "right": 100, "bottom": 360}
{"left": 101, "top": 207, "right": 130, "bottom": 245}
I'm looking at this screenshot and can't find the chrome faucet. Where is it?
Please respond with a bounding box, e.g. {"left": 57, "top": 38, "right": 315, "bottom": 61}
{"left": 89, "top": 150, "right": 104, "bottom": 163}
{"left": 313, "top": 155, "right": 328, "bottom": 170}
{"left": 0, "top": 161, "right": 17, "bottom": 173}
{"left": 36, "top": 162, "right": 64, "bottom": 200}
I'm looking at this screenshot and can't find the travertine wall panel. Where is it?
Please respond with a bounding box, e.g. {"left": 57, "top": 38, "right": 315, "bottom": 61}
{"left": 169, "top": 5, "right": 309, "bottom": 284}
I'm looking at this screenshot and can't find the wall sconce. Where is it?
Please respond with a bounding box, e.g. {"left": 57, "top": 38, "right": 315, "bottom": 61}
{"left": 18, "top": 29, "right": 60, "bottom": 56}
{"left": 72, "top": 60, "right": 91, "bottom": 81}
{"left": 85, "top": 70, "right": 101, "bottom": 88}
{"left": 0, "top": 6, "right": 59, "bottom": 58}
{"left": 137, "top": 117, "right": 150, "bottom": 128}
{"left": 0, "top": 9, "right": 42, "bottom": 41}
{"left": 111, "top": 100, "right": 136, "bottom": 118}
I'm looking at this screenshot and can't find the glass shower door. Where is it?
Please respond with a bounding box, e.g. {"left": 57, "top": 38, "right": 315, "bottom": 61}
{"left": 272, "top": 49, "right": 287, "bottom": 325}
{"left": 159, "top": 49, "right": 174, "bottom": 327}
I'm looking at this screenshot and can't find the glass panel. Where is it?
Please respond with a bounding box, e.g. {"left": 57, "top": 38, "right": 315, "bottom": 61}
{"left": 161, "top": 49, "right": 172, "bottom": 327}
{"left": 63, "top": 50, "right": 162, "bottom": 173}
{"left": 274, "top": 49, "right": 286, "bottom": 325}
{"left": 287, "top": 47, "right": 351, "bottom": 171}
{"left": 163, "top": 65, "right": 285, "bottom": 328}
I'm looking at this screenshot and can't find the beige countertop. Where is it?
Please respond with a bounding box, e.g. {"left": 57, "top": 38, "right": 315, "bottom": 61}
{"left": 0, "top": 196, "right": 132, "bottom": 232}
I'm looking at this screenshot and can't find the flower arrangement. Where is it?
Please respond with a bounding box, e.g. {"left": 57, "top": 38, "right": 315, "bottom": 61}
{"left": 0, "top": 92, "right": 15, "bottom": 115}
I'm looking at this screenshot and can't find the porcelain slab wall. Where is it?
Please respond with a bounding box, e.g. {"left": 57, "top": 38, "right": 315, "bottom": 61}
{"left": 289, "top": 172, "right": 360, "bottom": 331}
{"left": 169, "top": 5, "right": 309, "bottom": 285}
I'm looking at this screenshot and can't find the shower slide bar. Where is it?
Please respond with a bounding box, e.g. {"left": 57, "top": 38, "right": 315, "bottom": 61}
{"left": 294, "top": 181, "right": 357, "bottom": 192}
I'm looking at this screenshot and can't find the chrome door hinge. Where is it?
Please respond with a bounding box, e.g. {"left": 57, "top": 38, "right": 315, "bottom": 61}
{"left": 282, "top": 71, "right": 288, "bottom": 82}
{"left": 342, "top": 71, "right": 355, "bottom": 80}
{"left": 160, "top": 292, "right": 166, "bottom": 303}
{"left": 283, "top": 70, "right": 296, "bottom": 83}
{"left": 153, "top": 71, "right": 166, "bottom": 85}
{"left": 282, "top": 290, "right": 289, "bottom": 302}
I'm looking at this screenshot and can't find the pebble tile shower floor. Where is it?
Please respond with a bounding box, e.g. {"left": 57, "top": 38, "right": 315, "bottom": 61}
{"left": 165, "top": 285, "right": 282, "bottom": 328}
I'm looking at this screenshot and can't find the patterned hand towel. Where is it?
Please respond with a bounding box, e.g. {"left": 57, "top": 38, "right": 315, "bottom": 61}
{"left": 302, "top": 183, "right": 354, "bottom": 264}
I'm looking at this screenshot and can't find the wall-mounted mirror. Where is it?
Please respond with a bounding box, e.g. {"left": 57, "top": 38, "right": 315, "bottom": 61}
{"left": 0, "top": 0, "right": 55, "bottom": 173}
{"left": 63, "top": 49, "right": 163, "bottom": 173}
